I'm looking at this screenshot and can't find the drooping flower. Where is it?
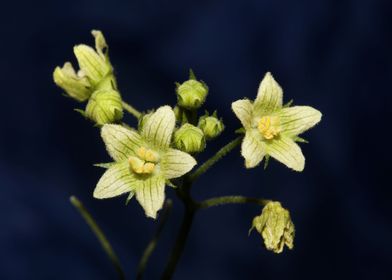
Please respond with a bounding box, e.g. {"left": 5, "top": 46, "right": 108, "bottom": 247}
{"left": 232, "top": 72, "right": 322, "bottom": 171}
{"left": 249, "top": 201, "right": 295, "bottom": 254}
{"left": 93, "top": 106, "right": 197, "bottom": 219}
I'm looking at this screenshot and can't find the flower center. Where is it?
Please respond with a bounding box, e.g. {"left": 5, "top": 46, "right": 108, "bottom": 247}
{"left": 128, "top": 147, "right": 159, "bottom": 175}
{"left": 258, "top": 116, "right": 280, "bottom": 140}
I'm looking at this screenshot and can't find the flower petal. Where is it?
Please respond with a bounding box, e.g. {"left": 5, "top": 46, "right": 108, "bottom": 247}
{"left": 232, "top": 99, "right": 253, "bottom": 128}
{"left": 73, "top": 45, "right": 110, "bottom": 84}
{"left": 266, "top": 137, "right": 305, "bottom": 171}
{"left": 141, "top": 106, "right": 175, "bottom": 149}
{"left": 94, "top": 161, "right": 136, "bottom": 199}
{"left": 241, "top": 130, "right": 266, "bottom": 168}
{"left": 254, "top": 72, "right": 283, "bottom": 115}
{"left": 161, "top": 148, "right": 197, "bottom": 179}
{"left": 277, "top": 106, "right": 322, "bottom": 137}
{"left": 101, "top": 124, "right": 143, "bottom": 161}
{"left": 135, "top": 175, "right": 165, "bottom": 219}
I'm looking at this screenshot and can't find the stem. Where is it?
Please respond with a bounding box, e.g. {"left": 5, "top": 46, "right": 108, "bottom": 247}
{"left": 197, "top": 196, "right": 270, "bottom": 209}
{"left": 161, "top": 182, "right": 196, "bottom": 279}
{"left": 122, "top": 101, "right": 142, "bottom": 119}
{"left": 189, "top": 136, "right": 242, "bottom": 182}
{"left": 69, "top": 196, "right": 125, "bottom": 280}
{"left": 137, "top": 200, "right": 173, "bottom": 279}
{"left": 161, "top": 207, "right": 195, "bottom": 279}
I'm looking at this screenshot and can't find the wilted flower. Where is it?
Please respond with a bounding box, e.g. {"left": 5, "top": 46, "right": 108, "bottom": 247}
{"left": 232, "top": 72, "right": 322, "bottom": 171}
{"left": 250, "top": 201, "right": 295, "bottom": 254}
{"left": 93, "top": 106, "right": 197, "bottom": 219}
{"left": 174, "top": 123, "right": 206, "bottom": 154}
{"left": 198, "top": 111, "right": 224, "bottom": 140}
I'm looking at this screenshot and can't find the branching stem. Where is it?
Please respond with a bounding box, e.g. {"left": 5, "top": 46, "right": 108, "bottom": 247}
{"left": 197, "top": 196, "right": 269, "bottom": 209}
{"left": 189, "top": 136, "right": 242, "bottom": 182}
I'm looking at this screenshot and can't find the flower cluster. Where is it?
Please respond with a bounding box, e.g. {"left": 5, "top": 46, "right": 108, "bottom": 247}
{"left": 54, "top": 31, "right": 322, "bottom": 257}
{"left": 53, "top": 30, "right": 123, "bottom": 125}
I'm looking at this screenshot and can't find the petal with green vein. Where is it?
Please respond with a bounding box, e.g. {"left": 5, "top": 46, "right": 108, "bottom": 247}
{"left": 231, "top": 99, "right": 253, "bottom": 128}
{"left": 161, "top": 149, "right": 197, "bottom": 179}
{"left": 277, "top": 106, "right": 322, "bottom": 137}
{"left": 266, "top": 136, "right": 305, "bottom": 171}
{"left": 94, "top": 161, "right": 136, "bottom": 199}
{"left": 135, "top": 175, "right": 165, "bottom": 219}
{"left": 241, "top": 130, "right": 266, "bottom": 168}
{"left": 101, "top": 124, "right": 143, "bottom": 161}
{"left": 73, "top": 45, "right": 110, "bottom": 84}
{"left": 254, "top": 72, "right": 283, "bottom": 115}
{"left": 141, "top": 106, "right": 175, "bottom": 149}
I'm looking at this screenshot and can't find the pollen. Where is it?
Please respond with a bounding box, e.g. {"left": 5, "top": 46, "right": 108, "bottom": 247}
{"left": 258, "top": 116, "right": 280, "bottom": 140}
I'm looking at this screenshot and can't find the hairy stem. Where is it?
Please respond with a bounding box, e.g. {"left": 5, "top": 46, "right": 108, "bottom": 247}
{"left": 197, "top": 195, "right": 270, "bottom": 209}
{"left": 122, "top": 101, "right": 142, "bottom": 119}
{"left": 136, "top": 200, "right": 173, "bottom": 279}
{"left": 70, "top": 196, "right": 125, "bottom": 280}
{"left": 189, "top": 136, "right": 242, "bottom": 182}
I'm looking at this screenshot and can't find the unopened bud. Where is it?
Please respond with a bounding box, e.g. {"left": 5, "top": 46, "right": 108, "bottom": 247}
{"left": 176, "top": 71, "right": 208, "bottom": 110}
{"left": 198, "top": 112, "right": 224, "bottom": 140}
{"left": 174, "top": 124, "right": 206, "bottom": 153}
{"left": 85, "top": 89, "right": 123, "bottom": 125}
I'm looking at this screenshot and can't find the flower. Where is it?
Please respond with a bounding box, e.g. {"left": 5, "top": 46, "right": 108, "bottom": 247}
{"left": 232, "top": 72, "right": 322, "bottom": 171}
{"left": 249, "top": 201, "right": 295, "bottom": 254}
{"left": 174, "top": 123, "right": 206, "bottom": 153}
{"left": 198, "top": 111, "right": 225, "bottom": 140}
{"left": 93, "top": 106, "right": 197, "bottom": 219}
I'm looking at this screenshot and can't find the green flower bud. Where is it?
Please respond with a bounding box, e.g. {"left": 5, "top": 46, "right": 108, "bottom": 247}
{"left": 53, "top": 62, "right": 92, "bottom": 102}
{"left": 198, "top": 112, "right": 225, "bottom": 140}
{"left": 174, "top": 124, "right": 206, "bottom": 153}
{"left": 176, "top": 73, "right": 208, "bottom": 110}
{"left": 85, "top": 89, "right": 123, "bottom": 125}
{"left": 250, "top": 201, "right": 295, "bottom": 254}
{"left": 73, "top": 30, "right": 112, "bottom": 86}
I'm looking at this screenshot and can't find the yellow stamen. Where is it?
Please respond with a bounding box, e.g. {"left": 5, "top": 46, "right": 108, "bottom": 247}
{"left": 129, "top": 147, "right": 159, "bottom": 174}
{"left": 258, "top": 116, "right": 280, "bottom": 140}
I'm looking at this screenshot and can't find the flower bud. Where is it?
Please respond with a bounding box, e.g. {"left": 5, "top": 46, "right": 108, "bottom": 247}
{"left": 73, "top": 30, "right": 112, "bottom": 85}
{"left": 250, "top": 201, "right": 295, "bottom": 254}
{"left": 176, "top": 75, "right": 208, "bottom": 110}
{"left": 53, "top": 62, "right": 92, "bottom": 102}
{"left": 85, "top": 89, "right": 123, "bottom": 125}
{"left": 174, "top": 124, "right": 206, "bottom": 153}
{"left": 198, "top": 112, "right": 225, "bottom": 140}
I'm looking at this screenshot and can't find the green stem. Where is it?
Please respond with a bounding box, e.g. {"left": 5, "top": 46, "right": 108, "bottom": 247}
{"left": 189, "top": 136, "right": 243, "bottom": 182}
{"left": 136, "top": 200, "right": 173, "bottom": 280}
{"left": 122, "top": 101, "right": 142, "bottom": 119}
{"left": 69, "top": 196, "right": 125, "bottom": 280}
{"left": 197, "top": 195, "right": 270, "bottom": 209}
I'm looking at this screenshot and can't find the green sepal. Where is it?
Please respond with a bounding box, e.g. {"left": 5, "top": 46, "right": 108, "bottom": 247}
{"left": 263, "top": 155, "right": 270, "bottom": 170}
{"left": 94, "top": 162, "right": 115, "bottom": 169}
{"left": 293, "top": 136, "right": 309, "bottom": 143}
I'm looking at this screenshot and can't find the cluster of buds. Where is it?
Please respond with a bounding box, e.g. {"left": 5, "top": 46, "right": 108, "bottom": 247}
{"left": 53, "top": 30, "right": 123, "bottom": 125}
{"left": 172, "top": 71, "right": 225, "bottom": 154}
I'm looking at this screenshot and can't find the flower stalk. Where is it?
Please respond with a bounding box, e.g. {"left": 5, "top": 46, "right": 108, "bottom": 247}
{"left": 69, "top": 196, "right": 125, "bottom": 280}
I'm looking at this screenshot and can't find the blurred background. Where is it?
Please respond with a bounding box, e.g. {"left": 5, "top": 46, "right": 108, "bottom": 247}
{"left": 1, "top": 0, "right": 391, "bottom": 279}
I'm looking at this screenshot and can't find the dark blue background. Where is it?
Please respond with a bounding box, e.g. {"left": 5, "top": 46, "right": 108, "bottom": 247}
{"left": 1, "top": 0, "right": 391, "bottom": 279}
